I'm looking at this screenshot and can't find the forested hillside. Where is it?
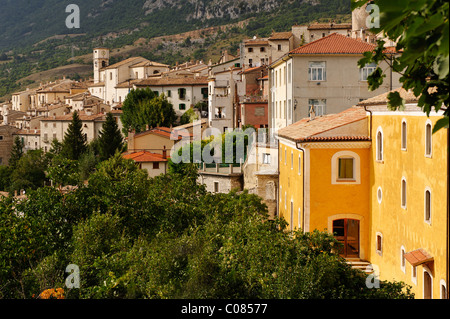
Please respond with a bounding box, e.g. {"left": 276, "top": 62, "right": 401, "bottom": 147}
{"left": 0, "top": 0, "right": 351, "bottom": 101}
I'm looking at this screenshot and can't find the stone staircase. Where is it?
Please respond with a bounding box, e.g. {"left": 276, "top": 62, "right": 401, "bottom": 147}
{"left": 346, "top": 258, "right": 373, "bottom": 274}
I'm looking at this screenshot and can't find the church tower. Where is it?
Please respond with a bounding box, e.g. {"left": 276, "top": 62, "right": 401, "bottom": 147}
{"left": 93, "top": 48, "right": 110, "bottom": 84}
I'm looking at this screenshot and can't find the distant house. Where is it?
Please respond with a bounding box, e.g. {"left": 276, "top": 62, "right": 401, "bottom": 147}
{"left": 123, "top": 150, "right": 169, "bottom": 178}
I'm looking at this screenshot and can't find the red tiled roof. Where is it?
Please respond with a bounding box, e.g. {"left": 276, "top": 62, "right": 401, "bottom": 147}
{"left": 289, "top": 33, "right": 376, "bottom": 55}
{"left": 123, "top": 151, "right": 168, "bottom": 163}
{"left": 277, "top": 106, "right": 368, "bottom": 142}
{"left": 134, "top": 126, "right": 192, "bottom": 140}
{"left": 133, "top": 76, "right": 208, "bottom": 87}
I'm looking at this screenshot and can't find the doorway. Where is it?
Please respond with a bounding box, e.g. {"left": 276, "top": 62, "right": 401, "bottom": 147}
{"left": 332, "top": 219, "right": 360, "bottom": 257}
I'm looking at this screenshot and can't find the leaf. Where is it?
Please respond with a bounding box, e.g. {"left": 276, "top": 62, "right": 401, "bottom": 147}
{"left": 433, "top": 54, "right": 449, "bottom": 79}
{"left": 387, "top": 91, "right": 405, "bottom": 111}
{"left": 432, "top": 117, "right": 449, "bottom": 134}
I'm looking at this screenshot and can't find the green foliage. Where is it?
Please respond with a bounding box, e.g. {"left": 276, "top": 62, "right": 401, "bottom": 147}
{"left": 9, "top": 136, "right": 24, "bottom": 170}
{"left": 9, "top": 149, "right": 49, "bottom": 192}
{"left": 179, "top": 108, "right": 199, "bottom": 125}
{"left": 61, "top": 111, "right": 87, "bottom": 161}
{"left": 97, "top": 112, "right": 124, "bottom": 161}
{"left": 46, "top": 156, "right": 80, "bottom": 187}
{"left": 353, "top": 0, "right": 449, "bottom": 132}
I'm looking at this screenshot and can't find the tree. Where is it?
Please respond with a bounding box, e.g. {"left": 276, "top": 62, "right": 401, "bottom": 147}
{"left": 61, "top": 111, "right": 87, "bottom": 160}
{"left": 352, "top": 0, "right": 449, "bottom": 132}
{"left": 97, "top": 112, "right": 124, "bottom": 161}
{"left": 9, "top": 149, "right": 48, "bottom": 192}
{"left": 120, "top": 88, "right": 156, "bottom": 135}
{"left": 121, "top": 89, "right": 177, "bottom": 135}
{"left": 9, "top": 136, "right": 24, "bottom": 169}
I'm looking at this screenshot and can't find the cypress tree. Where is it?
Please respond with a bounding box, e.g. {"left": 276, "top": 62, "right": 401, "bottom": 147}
{"left": 9, "top": 136, "right": 24, "bottom": 169}
{"left": 98, "top": 112, "right": 124, "bottom": 161}
{"left": 61, "top": 111, "right": 87, "bottom": 160}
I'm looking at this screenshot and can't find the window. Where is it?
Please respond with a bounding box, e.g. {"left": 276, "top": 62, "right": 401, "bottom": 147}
{"left": 376, "top": 127, "right": 383, "bottom": 161}
{"left": 425, "top": 120, "right": 432, "bottom": 157}
{"left": 287, "top": 63, "right": 292, "bottom": 84}
{"left": 412, "top": 266, "right": 417, "bottom": 284}
{"left": 332, "top": 151, "right": 360, "bottom": 184}
{"left": 110, "top": 72, "right": 113, "bottom": 81}
{"left": 201, "top": 87, "right": 208, "bottom": 99}
{"left": 377, "top": 187, "right": 383, "bottom": 204}
{"left": 289, "top": 201, "right": 294, "bottom": 231}
{"left": 214, "top": 182, "right": 219, "bottom": 193}
{"left": 360, "top": 62, "right": 377, "bottom": 81}
{"left": 248, "top": 47, "right": 253, "bottom": 53}
{"left": 178, "top": 88, "right": 186, "bottom": 99}
{"left": 284, "top": 149, "right": 287, "bottom": 165}
{"left": 0, "top": 136, "right": 3, "bottom": 140}
{"left": 401, "top": 178, "right": 407, "bottom": 209}
{"left": 167, "top": 90, "right": 171, "bottom": 97}
{"left": 308, "top": 62, "right": 326, "bottom": 81}
{"left": 298, "top": 155, "right": 301, "bottom": 175}
{"left": 298, "top": 208, "right": 301, "bottom": 229}
{"left": 260, "top": 47, "right": 265, "bottom": 52}
{"left": 249, "top": 59, "right": 253, "bottom": 67}
{"left": 308, "top": 99, "right": 326, "bottom": 116}
{"left": 277, "top": 44, "right": 282, "bottom": 51}
{"left": 153, "top": 162, "right": 160, "bottom": 170}
{"left": 376, "top": 233, "right": 383, "bottom": 255}
{"left": 400, "top": 246, "right": 406, "bottom": 273}
{"left": 338, "top": 157, "right": 354, "bottom": 179}
{"left": 401, "top": 120, "right": 407, "bottom": 150}
{"left": 179, "top": 104, "right": 186, "bottom": 110}
{"left": 425, "top": 188, "right": 431, "bottom": 224}
{"left": 0, "top": 158, "right": 2, "bottom": 165}
{"left": 262, "top": 153, "right": 271, "bottom": 164}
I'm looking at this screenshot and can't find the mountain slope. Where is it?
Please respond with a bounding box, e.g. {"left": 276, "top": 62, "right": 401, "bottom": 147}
{"left": 0, "top": 0, "right": 351, "bottom": 50}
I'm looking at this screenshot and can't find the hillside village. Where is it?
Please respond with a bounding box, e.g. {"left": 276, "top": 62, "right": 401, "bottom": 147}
{"left": 0, "top": 4, "right": 448, "bottom": 300}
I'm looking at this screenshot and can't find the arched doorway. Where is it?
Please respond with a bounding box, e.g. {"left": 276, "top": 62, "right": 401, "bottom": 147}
{"left": 332, "top": 219, "right": 360, "bottom": 257}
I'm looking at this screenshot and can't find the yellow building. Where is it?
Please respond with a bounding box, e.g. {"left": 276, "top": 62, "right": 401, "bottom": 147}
{"left": 277, "top": 107, "right": 371, "bottom": 260}
{"left": 276, "top": 89, "right": 449, "bottom": 299}
{"left": 360, "top": 89, "right": 449, "bottom": 299}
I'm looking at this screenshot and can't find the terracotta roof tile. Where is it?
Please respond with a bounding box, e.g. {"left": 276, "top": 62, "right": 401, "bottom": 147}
{"left": 269, "top": 32, "right": 293, "bottom": 40}
{"left": 277, "top": 106, "right": 368, "bottom": 142}
{"left": 134, "top": 76, "right": 208, "bottom": 87}
{"left": 123, "top": 151, "right": 168, "bottom": 163}
{"left": 404, "top": 248, "right": 434, "bottom": 267}
{"left": 289, "top": 33, "right": 376, "bottom": 55}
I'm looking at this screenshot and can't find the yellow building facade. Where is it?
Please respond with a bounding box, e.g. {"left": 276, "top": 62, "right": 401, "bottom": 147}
{"left": 276, "top": 89, "right": 449, "bottom": 299}
{"left": 362, "top": 91, "right": 449, "bottom": 299}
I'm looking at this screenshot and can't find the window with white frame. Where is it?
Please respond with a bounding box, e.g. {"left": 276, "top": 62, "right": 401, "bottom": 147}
{"left": 308, "top": 62, "right": 326, "bottom": 81}
{"left": 401, "top": 119, "right": 407, "bottom": 150}
{"left": 425, "top": 120, "right": 432, "bottom": 157}
{"left": 298, "top": 155, "right": 301, "bottom": 175}
{"left": 298, "top": 207, "right": 301, "bottom": 229}
{"left": 400, "top": 246, "right": 406, "bottom": 273}
{"left": 291, "top": 151, "right": 293, "bottom": 170}
{"left": 412, "top": 266, "right": 417, "bottom": 285}
{"left": 331, "top": 151, "right": 360, "bottom": 184}
{"left": 376, "top": 127, "right": 383, "bottom": 161}
{"left": 290, "top": 201, "right": 294, "bottom": 231}
{"left": 376, "top": 232, "right": 383, "bottom": 256}
{"left": 308, "top": 99, "right": 326, "bottom": 116}
{"left": 401, "top": 178, "right": 407, "bottom": 209}
{"left": 424, "top": 188, "right": 431, "bottom": 224}
{"left": 360, "top": 62, "right": 377, "bottom": 81}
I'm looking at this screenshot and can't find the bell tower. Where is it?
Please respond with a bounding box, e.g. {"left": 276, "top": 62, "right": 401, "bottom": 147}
{"left": 93, "top": 48, "right": 110, "bottom": 84}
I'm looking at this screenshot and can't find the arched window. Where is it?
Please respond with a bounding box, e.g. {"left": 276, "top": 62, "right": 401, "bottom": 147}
{"left": 376, "top": 127, "right": 383, "bottom": 161}
{"left": 425, "top": 120, "right": 432, "bottom": 157}
{"left": 424, "top": 188, "right": 431, "bottom": 224}
{"left": 401, "top": 177, "right": 407, "bottom": 209}
{"left": 423, "top": 268, "right": 433, "bottom": 299}
{"left": 401, "top": 119, "right": 407, "bottom": 150}
{"left": 400, "top": 246, "right": 406, "bottom": 273}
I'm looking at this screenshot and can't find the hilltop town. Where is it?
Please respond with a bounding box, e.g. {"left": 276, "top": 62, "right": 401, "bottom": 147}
{"left": 0, "top": 3, "right": 448, "bottom": 301}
